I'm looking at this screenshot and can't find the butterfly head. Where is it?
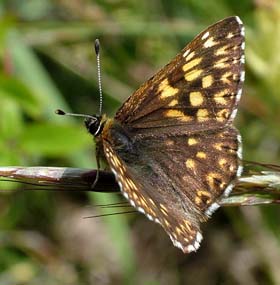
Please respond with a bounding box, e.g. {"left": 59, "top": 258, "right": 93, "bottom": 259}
{"left": 84, "top": 114, "right": 106, "bottom": 137}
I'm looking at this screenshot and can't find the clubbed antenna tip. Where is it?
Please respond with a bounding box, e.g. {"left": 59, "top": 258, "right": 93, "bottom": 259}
{"left": 55, "top": 109, "right": 66, "bottom": 115}
{"left": 94, "top": 39, "right": 100, "bottom": 56}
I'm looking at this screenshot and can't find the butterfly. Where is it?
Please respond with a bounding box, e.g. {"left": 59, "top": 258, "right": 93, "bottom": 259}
{"left": 59, "top": 16, "right": 245, "bottom": 253}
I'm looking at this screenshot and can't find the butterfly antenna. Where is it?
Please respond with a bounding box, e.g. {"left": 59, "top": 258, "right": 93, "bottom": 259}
{"left": 94, "top": 39, "right": 103, "bottom": 116}
{"left": 55, "top": 109, "right": 97, "bottom": 121}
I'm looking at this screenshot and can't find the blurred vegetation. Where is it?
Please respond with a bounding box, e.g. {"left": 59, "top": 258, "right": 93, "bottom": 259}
{"left": 0, "top": 0, "right": 280, "bottom": 284}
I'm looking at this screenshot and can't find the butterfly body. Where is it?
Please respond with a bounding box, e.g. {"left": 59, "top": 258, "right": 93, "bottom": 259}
{"left": 89, "top": 16, "right": 245, "bottom": 253}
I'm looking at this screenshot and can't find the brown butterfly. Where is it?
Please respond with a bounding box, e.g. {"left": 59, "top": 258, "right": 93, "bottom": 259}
{"left": 58, "top": 16, "right": 245, "bottom": 253}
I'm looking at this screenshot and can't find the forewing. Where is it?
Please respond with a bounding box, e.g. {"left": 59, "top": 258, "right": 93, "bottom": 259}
{"left": 103, "top": 126, "right": 242, "bottom": 253}
{"left": 115, "top": 16, "right": 245, "bottom": 136}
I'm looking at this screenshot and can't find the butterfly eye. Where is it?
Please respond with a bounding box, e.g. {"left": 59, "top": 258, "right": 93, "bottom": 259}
{"left": 84, "top": 117, "right": 102, "bottom": 136}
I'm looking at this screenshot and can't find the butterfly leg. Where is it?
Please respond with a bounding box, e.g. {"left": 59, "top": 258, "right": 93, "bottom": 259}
{"left": 90, "top": 168, "right": 99, "bottom": 189}
{"left": 90, "top": 147, "right": 101, "bottom": 189}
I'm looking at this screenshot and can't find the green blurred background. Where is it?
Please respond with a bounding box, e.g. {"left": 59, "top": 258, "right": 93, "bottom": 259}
{"left": 1, "top": 0, "right": 280, "bottom": 284}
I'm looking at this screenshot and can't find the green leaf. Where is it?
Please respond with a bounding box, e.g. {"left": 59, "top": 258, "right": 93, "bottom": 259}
{"left": 21, "top": 123, "right": 91, "bottom": 157}
{"left": 0, "top": 75, "right": 41, "bottom": 116}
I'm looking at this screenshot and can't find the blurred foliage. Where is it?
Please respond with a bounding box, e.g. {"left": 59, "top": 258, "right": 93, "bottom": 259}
{"left": 0, "top": 0, "right": 280, "bottom": 284}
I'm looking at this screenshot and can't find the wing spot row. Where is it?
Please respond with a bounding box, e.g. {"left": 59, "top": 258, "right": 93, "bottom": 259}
{"left": 189, "top": 91, "right": 204, "bottom": 106}
{"left": 183, "top": 57, "right": 203, "bottom": 72}
{"left": 197, "top": 109, "right": 209, "bottom": 122}
{"left": 217, "top": 109, "right": 230, "bottom": 122}
{"left": 195, "top": 189, "right": 211, "bottom": 205}
{"left": 185, "top": 159, "right": 196, "bottom": 169}
{"left": 165, "top": 139, "right": 175, "bottom": 146}
{"left": 168, "top": 99, "right": 178, "bottom": 107}
{"left": 215, "top": 44, "right": 230, "bottom": 56}
{"left": 227, "top": 32, "right": 234, "bottom": 39}
{"left": 184, "top": 69, "right": 203, "bottom": 81}
{"left": 184, "top": 51, "right": 195, "bottom": 61}
{"left": 218, "top": 158, "right": 227, "bottom": 167}
{"left": 201, "top": 31, "right": 210, "bottom": 40}
{"left": 221, "top": 71, "right": 232, "bottom": 84}
{"left": 204, "top": 37, "right": 217, "bottom": 48}
{"left": 164, "top": 110, "right": 192, "bottom": 122}
{"left": 214, "top": 89, "right": 230, "bottom": 105}
{"left": 206, "top": 172, "right": 222, "bottom": 189}
{"left": 158, "top": 78, "right": 179, "bottom": 99}
{"left": 202, "top": 75, "right": 214, "bottom": 88}
{"left": 188, "top": 137, "right": 198, "bottom": 145}
{"left": 196, "top": 151, "right": 207, "bottom": 159}
{"left": 214, "top": 57, "right": 230, "bottom": 69}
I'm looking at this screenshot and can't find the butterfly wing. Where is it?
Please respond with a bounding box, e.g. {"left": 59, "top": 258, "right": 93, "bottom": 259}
{"left": 101, "top": 16, "right": 244, "bottom": 253}
{"left": 115, "top": 16, "right": 245, "bottom": 137}
{"left": 103, "top": 126, "right": 242, "bottom": 253}
{"left": 103, "top": 140, "right": 202, "bottom": 254}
